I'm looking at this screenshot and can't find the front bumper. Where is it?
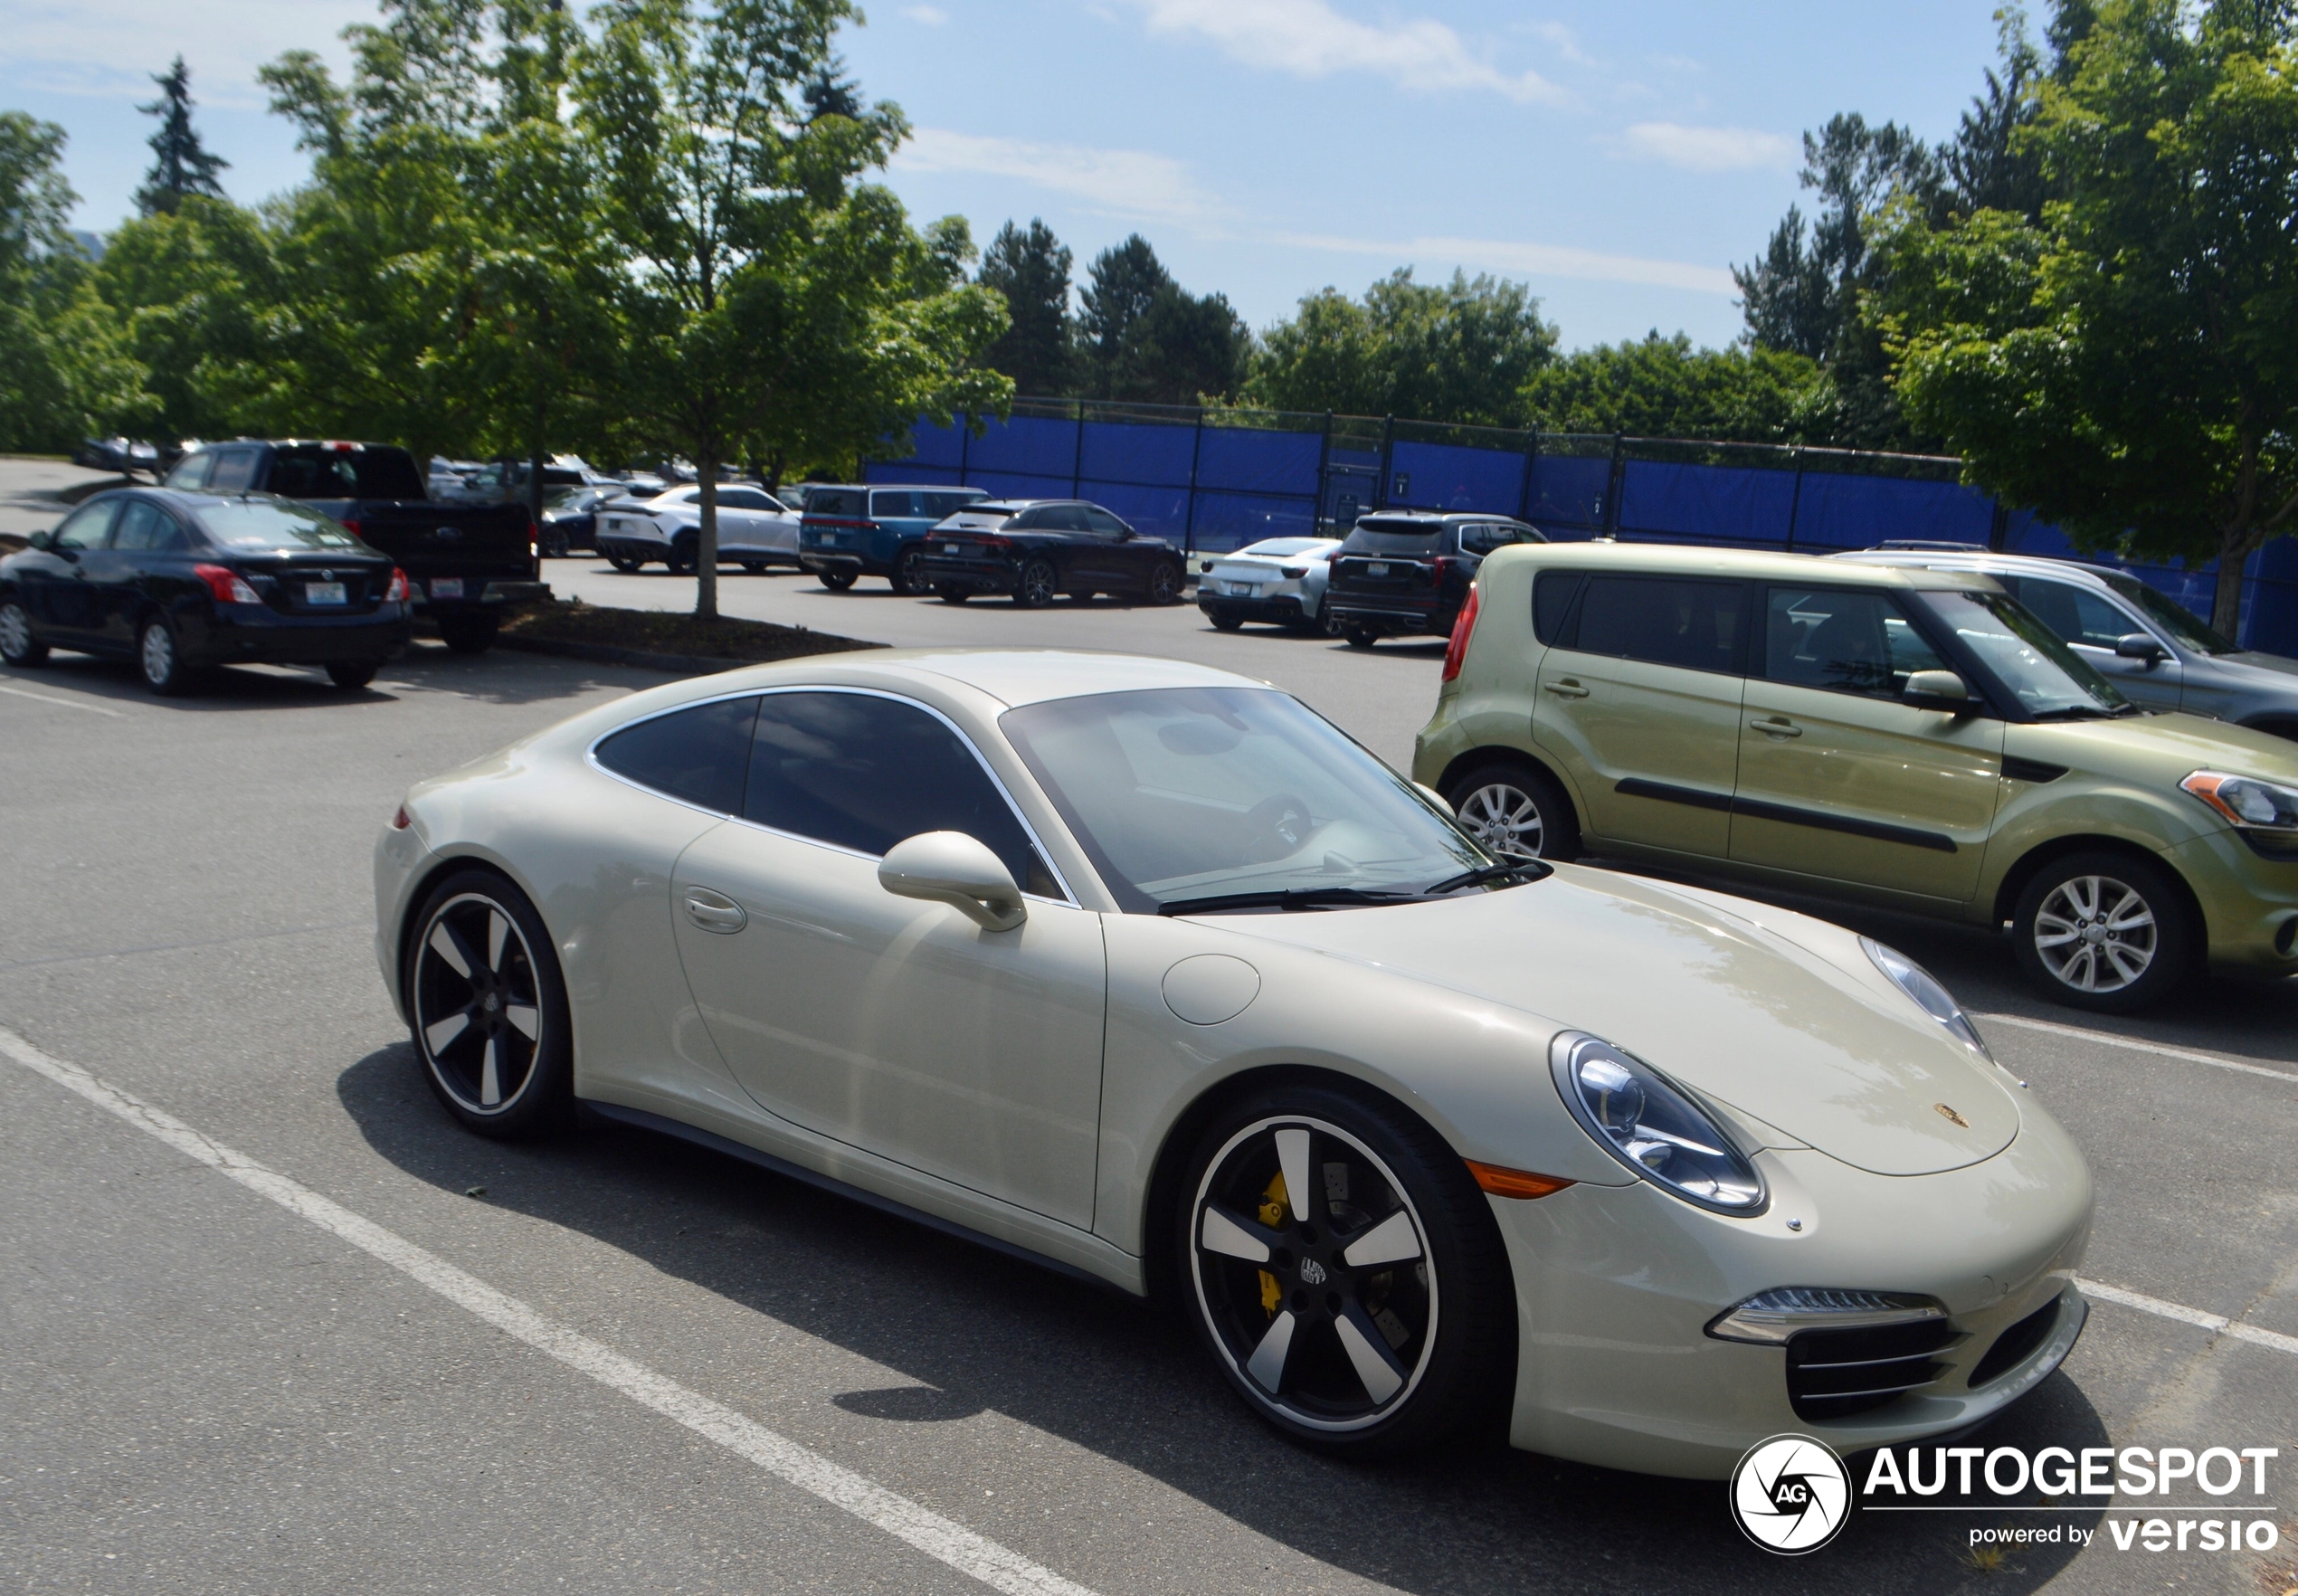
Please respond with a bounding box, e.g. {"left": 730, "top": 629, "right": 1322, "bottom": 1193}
{"left": 1493, "top": 1114, "right": 2094, "bottom": 1478}
{"left": 183, "top": 602, "right": 414, "bottom": 667}
{"left": 2161, "top": 829, "right": 2298, "bottom": 974}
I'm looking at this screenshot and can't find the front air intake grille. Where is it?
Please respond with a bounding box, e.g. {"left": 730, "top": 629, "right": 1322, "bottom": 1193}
{"left": 1787, "top": 1318, "right": 1959, "bottom": 1421}
{"left": 1968, "top": 1296, "right": 2062, "bottom": 1389}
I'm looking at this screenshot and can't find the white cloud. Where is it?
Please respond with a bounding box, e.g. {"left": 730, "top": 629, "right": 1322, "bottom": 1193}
{"left": 1522, "top": 21, "right": 1592, "bottom": 69}
{"left": 1619, "top": 122, "right": 1792, "bottom": 173}
{"left": 895, "top": 128, "right": 1222, "bottom": 226}
{"left": 10, "top": 0, "right": 368, "bottom": 108}
{"left": 1116, "top": 0, "right": 1564, "bottom": 104}
{"left": 903, "top": 4, "right": 950, "bottom": 22}
{"left": 1274, "top": 230, "right": 1737, "bottom": 296}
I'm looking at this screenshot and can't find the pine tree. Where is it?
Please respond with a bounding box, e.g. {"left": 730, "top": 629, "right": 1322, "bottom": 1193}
{"left": 1077, "top": 234, "right": 1171, "bottom": 397}
{"left": 134, "top": 57, "right": 228, "bottom": 216}
{"left": 977, "top": 219, "right": 1072, "bottom": 395}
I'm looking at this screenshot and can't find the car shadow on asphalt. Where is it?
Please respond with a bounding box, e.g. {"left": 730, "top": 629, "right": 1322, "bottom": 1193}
{"left": 336, "top": 1042, "right": 2101, "bottom": 1595}
{"left": 9, "top": 640, "right": 658, "bottom": 713}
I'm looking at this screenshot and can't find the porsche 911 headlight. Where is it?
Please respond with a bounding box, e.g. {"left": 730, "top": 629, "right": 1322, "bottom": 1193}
{"left": 1549, "top": 1033, "right": 1765, "bottom": 1214}
{"left": 1861, "top": 937, "right": 1992, "bottom": 1061}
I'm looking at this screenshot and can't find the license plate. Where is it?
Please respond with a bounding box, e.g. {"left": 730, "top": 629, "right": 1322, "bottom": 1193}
{"left": 431, "top": 577, "right": 464, "bottom": 600}
{"left": 1366, "top": 562, "right": 1389, "bottom": 576}
{"left": 1227, "top": 581, "right": 1258, "bottom": 595}
{"left": 943, "top": 542, "right": 960, "bottom": 554}
{"left": 305, "top": 582, "right": 347, "bottom": 605}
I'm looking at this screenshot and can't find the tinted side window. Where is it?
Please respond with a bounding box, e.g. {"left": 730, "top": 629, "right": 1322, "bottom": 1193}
{"left": 52, "top": 500, "right": 119, "bottom": 550}
{"left": 745, "top": 692, "right": 1056, "bottom": 895}
{"left": 1458, "top": 523, "right": 1505, "bottom": 556}
{"left": 921, "top": 491, "right": 978, "bottom": 518}
{"left": 207, "top": 451, "right": 260, "bottom": 492}
{"left": 2006, "top": 578, "right": 2134, "bottom": 651}
{"left": 1083, "top": 508, "right": 1129, "bottom": 537}
{"left": 594, "top": 696, "right": 760, "bottom": 812}
{"left": 718, "top": 489, "right": 771, "bottom": 511}
{"left": 870, "top": 490, "right": 922, "bottom": 518}
{"left": 1761, "top": 587, "right": 1948, "bottom": 698}
{"left": 1572, "top": 576, "right": 1746, "bottom": 673}
{"left": 165, "top": 452, "right": 214, "bottom": 489}
{"left": 111, "top": 500, "right": 167, "bottom": 551}
{"left": 808, "top": 489, "right": 859, "bottom": 518}
{"left": 1533, "top": 571, "right": 1585, "bottom": 646}
{"left": 1036, "top": 505, "right": 1090, "bottom": 532}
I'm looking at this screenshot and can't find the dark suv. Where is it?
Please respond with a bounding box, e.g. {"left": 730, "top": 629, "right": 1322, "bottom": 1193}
{"left": 915, "top": 499, "right": 1187, "bottom": 608}
{"left": 1325, "top": 513, "right": 1545, "bottom": 648}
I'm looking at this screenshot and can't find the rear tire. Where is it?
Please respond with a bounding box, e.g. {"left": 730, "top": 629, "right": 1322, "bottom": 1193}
{"left": 818, "top": 569, "right": 858, "bottom": 592}
{"left": 439, "top": 615, "right": 499, "bottom": 654}
{"left": 666, "top": 537, "right": 698, "bottom": 576}
{"left": 1175, "top": 1081, "right": 1515, "bottom": 1459}
{"left": 0, "top": 597, "right": 46, "bottom": 666}
{"left": 1210, "top": 608, "right": 1245, "bottom": 632}
{"left": 2012, "top": 850, "right": 2194, "bottom": 1012}
{"left": 405, "top": 869, "right": 574, "bottom": 1138}
{"left": 1344, "top": 626, "right": 1379, "bottom": 650}
{"left": 605, "top": 551, "right": 642, "bottom": 573}
{"left": 1445, "top": 759, "right": 1581, "bottom": 862}
{"left": 937, "top": 586, "right": 969, "bottom": 603}
{"left": 327, "top": 660, "right": 379, "bottom": 689}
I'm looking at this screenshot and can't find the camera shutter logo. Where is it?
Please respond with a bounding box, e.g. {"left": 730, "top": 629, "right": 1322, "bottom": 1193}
{"left": 1731, "top": 1433, "right": 1852, "bottom": 1553}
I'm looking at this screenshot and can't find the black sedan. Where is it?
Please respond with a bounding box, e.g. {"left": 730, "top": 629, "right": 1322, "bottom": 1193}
{"left": 913, "top": 499, "right": 1186, "bottom": 608}
{"left": 537, "top": 484, "right": 620, "bottom": 556}
{"left": 0, "top": 488, "right": 413, "bottom": 694}
{"left": 1324, "top": 512, "right": 1545, "bottom": 648}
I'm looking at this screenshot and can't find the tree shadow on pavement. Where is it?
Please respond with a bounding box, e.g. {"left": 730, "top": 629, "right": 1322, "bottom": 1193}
{"left": 9, "top": 640, "right": 660, "bottom": 713}
{"left": 337, "top": 1042, "right": 2103, "bottom": 1596}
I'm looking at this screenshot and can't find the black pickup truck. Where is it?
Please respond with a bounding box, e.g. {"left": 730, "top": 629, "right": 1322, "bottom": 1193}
{"left": 162, "top": 441, "right": 546, "bottom": 651}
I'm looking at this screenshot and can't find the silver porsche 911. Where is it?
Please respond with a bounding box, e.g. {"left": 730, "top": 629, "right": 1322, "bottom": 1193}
{"left": 374, "top": 649, "right": 2093, "bottom": 1477}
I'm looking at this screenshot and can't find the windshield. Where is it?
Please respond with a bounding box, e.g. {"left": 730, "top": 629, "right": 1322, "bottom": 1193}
{"left": 1000, "top": 687, "right": 1490, "bottom": 913}
{"left": 1913, "top": 589, "right": 2131, "bottom": 718}
{"left": 2101, "top": 574, "right": 2236, "bottom": 656}
{"left": 193, "top": 498, "right": 365, "bottom": 551}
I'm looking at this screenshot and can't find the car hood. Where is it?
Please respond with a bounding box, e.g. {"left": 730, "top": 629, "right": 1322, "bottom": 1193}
{"left": 2212, "top": 651, "right": 2298, "bottom": 685}
{"left": 1197, "top": 869, "right": 2021, "bottom": 1176}
{"left": 2008, "top": 708, "right": 2298, "bottom": 784}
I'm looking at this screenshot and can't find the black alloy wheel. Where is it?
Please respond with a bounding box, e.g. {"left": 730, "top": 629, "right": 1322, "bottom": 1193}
{"left": 891, "top": 546, "right": 931, "bottom": 595}
{"left": 407, "top": 872, "right": 573, "bottom": 1136}
{"left": 1180, "top": 1086, "right": 1514, "bottom": 1458}
{"left": 1015, "top": 557, "right": 1059, "bottom": 608}
{"left": 0, "top": 597, "right": 47, "bottom": 666}
{"left": 1210, "top": 608, "right": 1245, "bottom": 632}
{"left": 1447, "top": 760, "right": 1581, "bottom": 862}
{"left": 1148, "top": 561, "right": 1183, "bottom": 605}
{"left": 819, "top": 568, "right": 858, "bottom": 592}
{"left": 605, "top": 551, "right": 643, "bottom": 573}
{"left": 937, "top": 585, "right": 969, "bottom": 603}
{"left": 327, "top": 660, "right": 379, "bottom": 689}
{"left": 138, "top": 614, "right": 195, "bottom": 696}
{"left": 541, "top": 528, "right": 569, "bottom": 558}
{"left": 439, "top": 614, "right": 499, "bottom": 654}
{"left": 2012, "top": 850, "right": 2192, "bottom": 1012}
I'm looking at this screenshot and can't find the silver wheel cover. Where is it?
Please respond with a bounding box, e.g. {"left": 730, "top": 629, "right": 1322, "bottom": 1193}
{"left": 2033, "top": 873, "right": 2158, "bottom": 993}
{"left": 140, "top": 621, "right": 174, "bottom": 685}
{"left": 1457, "top": 780, "right": 1545, "bottom": 858}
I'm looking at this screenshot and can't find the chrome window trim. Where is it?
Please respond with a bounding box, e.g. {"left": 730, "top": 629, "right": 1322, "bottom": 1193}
{"left": 584, "top": 683, "right": 1082, "bottom": 907}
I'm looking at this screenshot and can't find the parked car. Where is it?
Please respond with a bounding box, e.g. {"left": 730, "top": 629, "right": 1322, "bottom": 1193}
{"left": 1837, "top": 547, "right": 2298, "bottom": 739}
{"left": 1196, "top": 537, "right": 1343, "bottom": 633}
{"left": 798, "top": 483, "right": 991, "bottom": 593}
{"left": 377, "top": 647, "right": 2091, "bottom": 1477}
{"left": 536, "top": 485, "right": 620, "bottom": 557}
{"left": 436, "top": 456, "right": 602, "bottom": 505}
{"left": 71, "top": 437, "right": 163, "bottom": 478}
{"left": 1415, "top": 542, "right": 2298, "bottom": 1012}
{"left": 1325, "top": 513, "right": 1544, "bottom": 648}
{"left": 163, "top": 441, "right": 543, "bottom": 654}
{"left": 427, "top": 457, "right": 482, "bottom": 499}
{"left": 0, "top": 487, "right": 412, "bottom": 693}
{"left": 914, "top": 499, "right": 1186, "bottom": 607}
{"left": 593, "top": 485, "right": 801, "bottom": 574}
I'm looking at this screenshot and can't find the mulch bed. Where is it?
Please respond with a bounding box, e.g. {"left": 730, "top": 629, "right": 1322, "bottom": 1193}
{"left": 499, "top": 599, "right": 880, "bottom": 666}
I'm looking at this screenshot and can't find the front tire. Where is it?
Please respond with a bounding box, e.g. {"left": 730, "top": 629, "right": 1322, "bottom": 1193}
{"left": 2013, "top": 850, "right": 2193, "bottom": 1012}
{"left": 0, "top": 597, "right": 46, "bottom": 666}
{"left": 1446, "top": 760, "right": 1581, "bottom": 862}
{"left": 1147, "top": 561, "right": 1182, "bottom": 605}
{"left": 1177, "top": 1083, "right": 1515, "bottom": 1458}
{"left": 138, "top": 614, "right": 195, "bottom": 696}
{"left": 406, "top": 870, "right": 574, "bottom": 1137}
{"left": 890, "top": 546, "right": 930, "bottom": 595}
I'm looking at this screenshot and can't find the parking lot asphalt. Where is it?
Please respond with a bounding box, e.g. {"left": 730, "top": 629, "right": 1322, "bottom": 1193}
{"left": 3, "top": 498, "right": 2296, "bottom": 1592}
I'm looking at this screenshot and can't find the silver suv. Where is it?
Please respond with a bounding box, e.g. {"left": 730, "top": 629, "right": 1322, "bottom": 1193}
{"left": 1836, "top": 547, "right": 2298, "bottom": 739}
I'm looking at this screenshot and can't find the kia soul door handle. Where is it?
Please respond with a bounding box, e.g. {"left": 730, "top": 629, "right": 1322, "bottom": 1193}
{"left": 1544, "top": 679, "right": 1590, "bottom": 698}
{"left": 683, "top": 888, "right": 747, "bottom": 934}
{"left": 1750, "top": 717, "right": 1802, "bottom": 738}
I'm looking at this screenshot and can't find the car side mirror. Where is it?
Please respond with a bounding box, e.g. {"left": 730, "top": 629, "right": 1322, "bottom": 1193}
{"left": 2114, "top": 632, "right": 2168, "bottom": 665}
{"left": 28, "top": 529, "right": 52, "bottom": 551}
{"left": 1904, "top": 670, "right": 1974, "bottom": 713}
{"left": 1414, "top": 782, "right": 1457, "bottom": 820}
{"left": 878, "top": 831, "right": 1027, "bottom": 931}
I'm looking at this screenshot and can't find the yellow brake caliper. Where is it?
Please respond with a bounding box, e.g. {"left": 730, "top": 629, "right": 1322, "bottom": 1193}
{"left": 1257, "top": 1173, "right": 1287, "bottom": 1316}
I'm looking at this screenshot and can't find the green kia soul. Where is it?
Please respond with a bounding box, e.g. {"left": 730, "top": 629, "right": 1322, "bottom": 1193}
{"left": 1412, "top": 543, "right": 2298, "bottom": 1011}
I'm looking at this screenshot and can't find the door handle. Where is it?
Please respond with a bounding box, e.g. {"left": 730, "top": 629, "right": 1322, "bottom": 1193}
{"left": 682, "top": 888, "right": 747, "bottom": 934}
{"left": 1544, "top": 679, "right": 1590, "bottom": 699}
{"left": 1750, "top": 717, "right": 1802, "bottom": 738}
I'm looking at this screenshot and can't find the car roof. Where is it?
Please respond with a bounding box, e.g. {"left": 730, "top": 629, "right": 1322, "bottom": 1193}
{"left": 662, "top": 648, "right": 1265, "bottom": 711}
{"left": 1355, "top": 511, "right": 1527, "bottom": 526}
{"left": 1488, "top": 540, "right": 1993, "bottom": 590}
{"left": 1833, "top": 548, "right": 2126, "bottom": 584}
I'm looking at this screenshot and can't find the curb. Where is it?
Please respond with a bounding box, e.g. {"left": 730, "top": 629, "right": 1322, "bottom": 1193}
{"left": 493, "top": 632, "right": 876, "bottom": 676}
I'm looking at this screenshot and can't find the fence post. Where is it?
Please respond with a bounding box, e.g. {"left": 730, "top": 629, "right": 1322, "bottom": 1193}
{"left": 958, "top": 410, "right": 971, "bottom": 483}
{"left": 1516, "top": 427, "right": 1538, "bottom": 523}
{"left": 1071, "top": 400, "right": 1087, "bottom": 498}
{"left": 1989, "top": 499, "right": 2010, "bottom": 552}
{"left": 1602, "top": 433, "right": 1625, "bottom": 537}
{"left": 1314, "top": 411, "right": 1334, "bottom": 535}
{"left": 1783, "top": 445, "right": 1806, "bottom": 552}
{"left": 1183, "top": 404, "right": 1206, "bottom": 556}
{"left": 1377, "top": 415, "right": 1395, "bottom": 510}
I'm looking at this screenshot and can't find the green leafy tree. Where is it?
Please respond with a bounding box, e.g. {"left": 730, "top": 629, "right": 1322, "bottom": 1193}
{"left": 1076, "top": 233, "right": 1169, "bottom": 396}
{"left": 1246, "top": 268, "right": 1556, "bottom": 426}
{"left": 977, "top": 218, "right": 1073, "bottom": 395}
{"left": 1119, "top": 282, "right": 1250, "bottom": 404}
{"left": 1875, "top": 0, "right": 2298, "bottom": 636}
{"left": 94, "top": 196, "right": 284, "bottom": 442}
{"left": 1522, "top": 334, "right": 1826, "bottom": 442}
{"left": 135, "top": 56, "right": 232, "bottom": 216}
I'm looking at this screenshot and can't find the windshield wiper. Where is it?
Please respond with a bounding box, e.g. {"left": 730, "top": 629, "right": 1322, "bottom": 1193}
{"left": 1156, "top": 886, "right": 1423, "bottom": 916}
{"left": 1423, "top": 859, "right": 1551, "bottom": 894}
{"left": 2029, "top": 705, "right": 2122, "bottom": 721}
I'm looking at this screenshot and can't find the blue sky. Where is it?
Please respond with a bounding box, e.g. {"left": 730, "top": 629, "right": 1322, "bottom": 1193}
{"left": 6, "top": 0, "right": 2013, "bottom": 350}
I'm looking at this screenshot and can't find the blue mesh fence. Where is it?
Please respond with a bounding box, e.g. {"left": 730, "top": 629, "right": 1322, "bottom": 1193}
{"left": 863, "top": 401, "right": 2298, "bottom": 651}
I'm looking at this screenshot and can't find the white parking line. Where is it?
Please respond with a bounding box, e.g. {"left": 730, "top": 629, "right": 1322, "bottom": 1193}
{"left": 0, "top": 680, "right": 125, "bottom": 717}
{"left": 2077, "top": 1278, "right": 2298, "bottom": 1357}
{"left": 1978, "top": 1011, "right": 2298, "bottom": 1085}
{"left": 0, "top": 1024, "right": 1097, "bottom": 1596}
